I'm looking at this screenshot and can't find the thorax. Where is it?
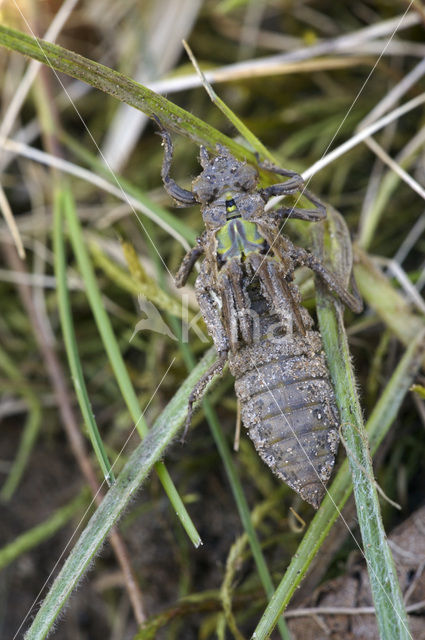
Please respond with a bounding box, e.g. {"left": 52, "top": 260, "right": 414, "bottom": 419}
{"left": 215, "top": 218, "right": 267, "bottom": 263}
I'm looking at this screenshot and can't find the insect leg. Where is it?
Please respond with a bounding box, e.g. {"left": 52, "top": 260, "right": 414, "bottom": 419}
{"left": 156, "top": 123, "right": 197, "bottom": 207}
{"left": 183, "top": 268, "right": 230, "bottom": 438}
{"left": 175, "top": 241, "right": 204, "bottom": 287}
{"left": 219, "top": 271, "right": 240, "bottom": 351}
{"left": 260, "top": 177, "right": 305, "bottom": 200}
{"left": 287, "top": 240, "right": 363, "bottom": 313}
{"left": 265, "top": 188, "right": 327, "bottom": 222}
{"left": 195, "top": 269, "right": 229, "bottom": 355}
{"left": 257, "top": 156, "right": 304, "bottom": 184}
{"left": 182, "top": 351, "right": 228, "bottom": 442}
{"left": 225, "top": 261, "right": 254, "bottom": 345}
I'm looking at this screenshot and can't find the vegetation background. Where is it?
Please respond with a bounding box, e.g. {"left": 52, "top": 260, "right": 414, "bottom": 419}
{"left": 0, "top": 1, "right": 424, "bottom": 638}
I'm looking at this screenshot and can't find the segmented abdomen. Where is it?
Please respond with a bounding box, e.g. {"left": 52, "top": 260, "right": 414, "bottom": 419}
{"left": 229, "top": 331, "right": 339, "bottom": 508}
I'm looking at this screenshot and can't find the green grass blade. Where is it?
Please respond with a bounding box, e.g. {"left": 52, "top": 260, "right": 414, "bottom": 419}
{"left": 62, "top": 187, "right": 200, "bottom": 546}
{"left": 0, "top": 397, "right": 41, "bottom": 501}
{"left": 311, "top": 213, "right": 411, "bottom": 640}
{"left": 182, "top": 41, "right": 275, "bottom": 162}
{"left": 355, "top": 248, "right": 425, "bottom": 346}
{"left": 53, "top": 187, "right": 115, "bottom": 485}
{"left": 0, "top": 345, "right": 42, "bottom": 500}
{"left": 0, "top": 490, "right": 88, "bottom": 572}
{"left": 0, "top": 24, "right": 257, "bottom": 163}
{"left": 60, "top": 131, "right": 197, "bottom": 246}
{"left": 357, "top": 152, "right": 422, "bottom": 251}
{"left": 90, "top": 241, "right": 190, "bottom": 321}
{"left": 314, "top": 295, "right": 411, "bottom": 640}
{"left": 24, "top": 347, "right": 217, "bottom": 640}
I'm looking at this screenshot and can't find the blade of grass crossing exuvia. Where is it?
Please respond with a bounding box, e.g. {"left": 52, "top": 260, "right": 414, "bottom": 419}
{"left": 24, "top": 347, "right": 217, "bottom": 640}
{"left": 0, "top": 24, "right": 288, "bottom": 192}
{"left": 251, "top": 318, "right": 425, "bottom": 640}
{"left": 61, "top": 187, "right": 201, "bottom": 547}
{"left": 53, "top": 187, "right": 115, "bottom": 485}
{"left": 167, "top": 316, "right": 291, "bottom": 640}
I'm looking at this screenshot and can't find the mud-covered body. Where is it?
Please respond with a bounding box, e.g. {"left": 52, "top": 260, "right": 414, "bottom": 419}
{"left": 228, "top": 285, "right": 339, "bottom": 508}
{"left": 196, "top": 252, "right": 340, "bottom": 508}
{"left": 158, "top": 126, "right": 362, "bottom": 508}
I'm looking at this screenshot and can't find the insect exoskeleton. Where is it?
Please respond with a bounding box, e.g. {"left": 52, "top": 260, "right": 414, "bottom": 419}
{"left": 157, "top": 123, "right": 362, "bottom": 508}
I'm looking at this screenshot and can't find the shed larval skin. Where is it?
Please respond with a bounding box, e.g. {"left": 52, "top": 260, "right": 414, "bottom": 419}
{"left": 158, "top": 125, "right": 362, "bottom": 508}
